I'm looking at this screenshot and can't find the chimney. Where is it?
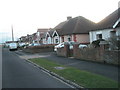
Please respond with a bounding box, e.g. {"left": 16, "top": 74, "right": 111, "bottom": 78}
{"left": 67, "top": 16, "right": 72, "bottom": 20}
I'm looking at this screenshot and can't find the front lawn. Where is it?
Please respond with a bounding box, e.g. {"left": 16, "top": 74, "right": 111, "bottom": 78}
{"left": 29, "top": 58, "right": 119, "bottom": 88}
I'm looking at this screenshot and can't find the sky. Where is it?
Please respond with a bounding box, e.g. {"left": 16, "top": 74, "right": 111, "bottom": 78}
{"left": 0, "top": 0, "right": 119, "bottom": 43}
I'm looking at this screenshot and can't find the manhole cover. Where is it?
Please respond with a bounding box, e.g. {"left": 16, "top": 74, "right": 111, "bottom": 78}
{"left": 54, "top": 67, "right": 65, "bottom": 70}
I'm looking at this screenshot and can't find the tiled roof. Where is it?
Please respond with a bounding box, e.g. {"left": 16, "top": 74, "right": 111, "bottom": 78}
{"left": 54, "top": 21, "right": 68, "bottom": 35}
{"left": 60, "top": 16, "right": 96, "bottom": 35}
{"left": 48, "top": 30, "right": 54, "bottom": 37}
{"left": 37, "top": 29, "right": 49, "bottom": 32}
{"left": 94, "top": 8, "right": 120, "bottom": 30}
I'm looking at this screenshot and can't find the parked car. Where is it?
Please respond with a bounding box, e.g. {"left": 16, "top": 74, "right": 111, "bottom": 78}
{"left": 79, "top": 44, "right": 87, "bottom": 48}
{"left": 9, "top": 43, "right": 18, "bottom": 51}
{"left": 19, "top": 43, "right": 26, "bottom": 47}
{"left": 54, "top": 41, "right": 76, "bottom": 51}
{"left": 54, "top": 42, "right": 64, "bottom": 51}
{"left": 28, "top": 43, "right": 41, "bottom": 47}
{"left": 33, "top": 43, "right": 41, "bottom": 46}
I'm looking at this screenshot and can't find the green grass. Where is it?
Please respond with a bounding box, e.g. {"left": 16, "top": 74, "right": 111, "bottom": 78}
{"left": 29, "top": 58, "right": 119, "bottom": 88}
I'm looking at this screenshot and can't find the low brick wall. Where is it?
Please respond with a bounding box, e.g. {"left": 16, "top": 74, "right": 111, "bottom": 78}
{"left": 56, "top": 44, "right": 73, "bottom": 57}
{"left": 56, "top": 47, "right": 66, "bottom": 57}
{"left": 22, "top": 45, "right": 54, "bottom": 53}
{"left": 57, "top": 43, "right": 119, "bottom": 65}
{"left": 73, "top": 44, "right": 119, "bottom": 65}
{"left": 104, "top": 50, "right": 119, "bottom": 65}
{"left": 73, "top": 47, "right": 104, "bottom": 63}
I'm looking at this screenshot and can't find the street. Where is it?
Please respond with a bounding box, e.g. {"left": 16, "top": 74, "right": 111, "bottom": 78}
{"left": 2, "top": 48, "right": 72, "bottom": 88}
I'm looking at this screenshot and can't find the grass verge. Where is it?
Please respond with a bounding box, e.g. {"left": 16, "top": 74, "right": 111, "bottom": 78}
{"left": 29, "top": 58, "right": 119, "bottom": 88}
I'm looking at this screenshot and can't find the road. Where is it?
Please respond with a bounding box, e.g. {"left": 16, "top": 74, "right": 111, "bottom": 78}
{"left": 2, "top": 48, "right": 72, "bottom": 88}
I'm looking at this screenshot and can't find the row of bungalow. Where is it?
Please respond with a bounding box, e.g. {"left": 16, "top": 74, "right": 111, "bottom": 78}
{"left": 19, "top": 8, "right": 120, "bottom": 45}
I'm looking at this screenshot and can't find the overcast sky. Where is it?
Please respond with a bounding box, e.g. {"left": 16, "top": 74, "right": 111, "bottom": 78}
{"left": 0, "top": 0, "right": 119, "bottom": 43}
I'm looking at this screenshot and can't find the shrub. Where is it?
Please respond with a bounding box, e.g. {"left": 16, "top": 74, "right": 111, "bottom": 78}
{"left": 92, "top": 39, "right": 105, "bottom": 48}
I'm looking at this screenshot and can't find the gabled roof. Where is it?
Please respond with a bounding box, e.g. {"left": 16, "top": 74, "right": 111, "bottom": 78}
{"left": 60, "top": 16, "right": 96, "bottom": 35}
{"left": 48, "top": 29, "right": 55, "bottom": 37}
{"left": 95, "top": 8, "right": 120, "bottom": 30}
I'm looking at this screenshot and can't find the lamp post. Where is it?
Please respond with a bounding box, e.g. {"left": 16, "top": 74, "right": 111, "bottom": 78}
{"left": 11, "top": 25, "right": 14, "bottom": 41}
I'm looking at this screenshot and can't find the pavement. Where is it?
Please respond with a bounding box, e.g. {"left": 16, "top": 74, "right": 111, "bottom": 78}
{"left": 15, "top": 50, "right": 119, "bottom": 82}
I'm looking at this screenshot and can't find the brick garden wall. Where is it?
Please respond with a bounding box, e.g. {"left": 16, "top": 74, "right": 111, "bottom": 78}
{"left": 73, "top": 47, "right": 103, "bottom": 62}
{"left": 73, "top": 44, "right": 119, "bottom": 65}
{"left": 103, "top": 50, "right": 119, "bottom": 65}
{"left": 56, "top": 43, "right": 119, "bottom": 65}
{"left": 22, "top": 45, "right": 54, "bottom": 53}
{"left": 56, "top": 44, "right": 73, "bottom": 57}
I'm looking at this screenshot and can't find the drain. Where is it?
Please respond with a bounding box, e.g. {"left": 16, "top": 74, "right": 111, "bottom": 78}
{"left": 54, "top": 67, "right": 66, "bottom": 70}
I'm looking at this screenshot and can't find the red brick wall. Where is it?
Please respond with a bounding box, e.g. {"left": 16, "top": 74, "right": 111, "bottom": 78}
{"left": 73, "top": 44, "right": 119, "bottom": 65}
{"left": 22, "top": 45, "right": 54, "bottom": 53}
{"left": 73, "top": 44, "right": 103, "bottom": 62}
{"left": 56, "top": 44, "right": 73, "bottom": 57}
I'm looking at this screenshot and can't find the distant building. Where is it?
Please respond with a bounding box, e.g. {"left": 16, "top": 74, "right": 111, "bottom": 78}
{"left": 36, "top": 28, "right": 49, "bottom": 44}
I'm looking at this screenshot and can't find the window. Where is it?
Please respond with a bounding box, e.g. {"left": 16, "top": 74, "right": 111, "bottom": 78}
{"left": 68, "top": 37, "right": 71, "bottom": 41}
{"left": 68, "top": 36, "right": 71, "bottom": 41}
{"left": 53, "top": 32, "right": 57, "bottom": 37}
{"left": 62, "top": 36, "right": 64, "bottom": 42}
{"left": 55, "top": 39, "right": 58, "bottom": 43}
{"left": 96, "top": 34, "right": 102, "bottom": 39}
{"left": 110, "top": 31, "right": 116, "bottom": 37}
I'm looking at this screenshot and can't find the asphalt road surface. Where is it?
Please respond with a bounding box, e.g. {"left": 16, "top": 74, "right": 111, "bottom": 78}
{"left": 2, "top": 48, "right": 72, "bottom": 88}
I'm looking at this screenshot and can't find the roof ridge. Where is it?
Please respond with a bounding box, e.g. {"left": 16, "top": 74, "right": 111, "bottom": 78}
{"left": 73, "top": 17, "right": 80, "bottom": 33}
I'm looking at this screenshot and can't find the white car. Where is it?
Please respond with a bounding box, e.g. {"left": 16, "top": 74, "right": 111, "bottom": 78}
{"left": 54, "top": 43, "right": 64, "bottom": 51}
{"left": 33, "top": 43, "right": 40, "bottom": 46}
{"left": 54, "top": 41, "right": 75, "bottom": 51}
{"left": 79, "top": 44, "right": 87, "bottom": 48}
{"left": 19, "top": 43, "right": 26, "bottom": 47}
{"left": 9, "top": 43, "right": 18, "bottom": 51}
{"left": 28, "top": 43, "right": 41, "bottom": 47}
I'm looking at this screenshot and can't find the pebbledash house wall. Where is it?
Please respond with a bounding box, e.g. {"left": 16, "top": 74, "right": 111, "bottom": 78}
{"left": 74, "top": 34, "right": 89, "bottom": 44}
{"left": 116, "top": 27, "right": 120, "bottom": 36}
{"left": 89, "top": 29, "right": 113, "bottom": 43}
{"left": 61, "top": 34, "right": 89, "bottom": 44}
{"left": 89, "top": 27, "right": 120, "bottom": 43}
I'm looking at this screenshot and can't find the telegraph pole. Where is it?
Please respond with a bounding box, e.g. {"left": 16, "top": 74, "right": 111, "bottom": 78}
{"left": 11, "top": 25, "right": 14, "bottom": 41}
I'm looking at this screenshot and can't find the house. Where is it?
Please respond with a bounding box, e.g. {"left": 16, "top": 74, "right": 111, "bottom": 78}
{"left": 89, "top": 8, "right": 120, "bottom": 43}
{"left": 52, "top": 17, "right": 71, "bottom": 44}
{"left": 19, "top": 36, "right": 28, "bottom": 44}
{"left": 45, "top": 29, "right": 54, "bottom": 44}
{"left": 31, "top": 33, "right": 37, "bottom": 43}
{"left": 36, "top": 28, "right": 49, "bottom": 44}
{"left": 53, "top": 16, "right": 96, "bottom": 44}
